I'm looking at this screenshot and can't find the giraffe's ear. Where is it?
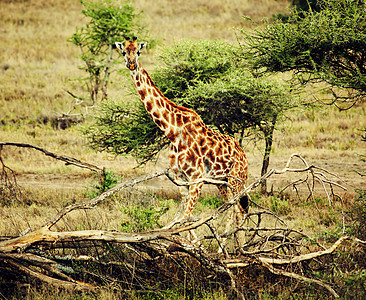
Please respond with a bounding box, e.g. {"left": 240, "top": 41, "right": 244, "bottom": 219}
{"left": 115, "top": 42, "right": 124, "bottom": 51}
{"left": 139, "top": 42, "right": 147, "bottom": 51}
{"left": 115, "top": 42, "right": 126, "bottom": 56}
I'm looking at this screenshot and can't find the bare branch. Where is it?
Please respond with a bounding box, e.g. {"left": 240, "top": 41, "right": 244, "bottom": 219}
{"left": 0, "top": 142, "right": 103, "bottom": 174}
{"left": 43, "top": 168, "right": 170, "bottom": 229}
{"left": 0, "top": 152, "right": 357, "bottom": 298}
{"left": 260, "top": 260, "right": 339, "bottom": 298}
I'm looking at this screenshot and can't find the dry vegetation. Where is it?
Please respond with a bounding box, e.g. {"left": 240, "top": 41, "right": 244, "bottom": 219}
{"left": 0, "top": 0, "right": 365, "bottom": 299}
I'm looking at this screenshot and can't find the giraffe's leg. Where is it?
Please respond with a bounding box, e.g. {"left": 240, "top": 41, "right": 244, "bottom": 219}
{"left": 223, "top": 192, "right": 236, "bottom": 251}
{"left": 230, "top": 180, "right": 248, "bottom": 250}
{"left": 183, "top": 183, "right": 203, "bottom": 242}
{"left": 183, "top": 182, "right": 203, "bottom": 219}
{"left": 165, "top": 183, "right": 203, "bottom": 240}
{"left": 164, "top": 181, "right": 204, "bottom": 228}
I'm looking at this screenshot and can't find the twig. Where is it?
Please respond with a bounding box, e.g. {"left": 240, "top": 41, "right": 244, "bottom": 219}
{"left": 0, "top": 152, "right": 355, "bottom": 297}
{"left": 165, "top": 171, "right": 235, "bottom": 192}
{"left": 0, "top": 142, "right": 103, "bottom": 174}
{"left": 43, "top": 168, "right": 170, "bottom": 229}
{"left": 260, "top": 260, "right": 339, "bottom": 298}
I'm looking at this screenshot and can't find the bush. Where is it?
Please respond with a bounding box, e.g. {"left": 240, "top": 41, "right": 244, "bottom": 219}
{"left": 244, "top": 0, "right": 366, "bottom": 106}
{"left": 85, "top": 169, "right": 119, "bottom": 199}
{"left": 84, "top": 100, "right": 169, "bottom": 164}
{"left": 120, "top": 203, "right": 167, "bottom": 232}
{"left": 152, "top": 39, "right": 238, "bottom": 99}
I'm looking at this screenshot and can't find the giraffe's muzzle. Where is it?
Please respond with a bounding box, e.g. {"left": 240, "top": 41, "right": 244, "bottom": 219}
{"left": 127, "top": 63, "right": 137, "bottom": 71}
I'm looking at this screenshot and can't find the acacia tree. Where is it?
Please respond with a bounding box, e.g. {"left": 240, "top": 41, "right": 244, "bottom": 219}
{"left": 86, "top": 40, "right": 299, "bottom": 191}
{"left": 243, "top": 0, "right": 366, "bottom": 109}
{"left": 68, "top": 0, "right": 147, "bottom": 109}
{"left": 183, "top": 70, "right": 298, "bottom": 191}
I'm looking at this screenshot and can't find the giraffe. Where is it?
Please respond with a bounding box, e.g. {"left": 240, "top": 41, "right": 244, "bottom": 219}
{"left": 115, "top": 37, "right": 249, "bottom": 231}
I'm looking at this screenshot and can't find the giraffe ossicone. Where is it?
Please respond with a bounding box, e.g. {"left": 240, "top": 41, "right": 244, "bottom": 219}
{"left": 115, "top": 37, "right": 249, "bottom": 230}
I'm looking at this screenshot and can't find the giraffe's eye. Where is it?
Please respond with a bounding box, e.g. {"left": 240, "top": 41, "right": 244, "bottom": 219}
{"left": 122, "top": 51, "right": 126, "bottom": 56}
{"left": 137, "top": 51, "right": 141, "bottom": 56}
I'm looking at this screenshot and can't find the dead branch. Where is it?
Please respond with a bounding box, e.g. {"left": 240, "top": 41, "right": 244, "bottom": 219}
{"left": 0, "top": 152, "right": 359, "bottom": 298}
{"left": 0, "top": 252, "right": 94, "bottom": 291}
{"left": 260, "top": 260, "right": 339, "bottom": 298}
{"left": 64, "top": 89, "right": 96, "bottom": 116}
{"left": 274, "top": 154, "right": 347, "bottom": 205}
{"left": 43, "top": 168, "right": 170, "bottom": 229}
{"left": 0, "top": 142, "right": 103, "bottom": 174}
{"left": 0, "top": 145, "right": 23, "bottom": 204}
{"left": 165, "top": 171, "right": 235, "bottom": 193}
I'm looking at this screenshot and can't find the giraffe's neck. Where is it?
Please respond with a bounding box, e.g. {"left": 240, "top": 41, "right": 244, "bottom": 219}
{"left": 130, "top": 66, "right": 195, "bottom": 143}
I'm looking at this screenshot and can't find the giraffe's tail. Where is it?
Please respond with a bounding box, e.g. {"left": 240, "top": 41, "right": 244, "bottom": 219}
{"left": 239, "top": 194, "right": 249, "bottom": 214}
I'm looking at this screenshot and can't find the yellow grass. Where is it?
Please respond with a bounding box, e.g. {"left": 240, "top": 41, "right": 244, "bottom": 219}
{"left": 0, "top": 0, "right": 365, "bottom": 217}
{"left": 0, "top": 1, "right": 365, "bottom": 297}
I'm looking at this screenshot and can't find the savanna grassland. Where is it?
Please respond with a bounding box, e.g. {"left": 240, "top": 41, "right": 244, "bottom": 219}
{"left": 0, "top": 0, "right": 366, "bottom": 299}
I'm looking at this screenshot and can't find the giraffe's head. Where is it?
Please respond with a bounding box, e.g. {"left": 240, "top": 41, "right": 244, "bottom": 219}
{"left": 115, "top": 37, "right": 146, "bottom": 71}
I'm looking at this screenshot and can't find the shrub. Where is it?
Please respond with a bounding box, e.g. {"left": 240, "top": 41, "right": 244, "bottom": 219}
{"left": 85, "top": 169, "right": 119, "bottom": 199}
{"left": 120, "top": 202, "right": 168, "bottom": 232}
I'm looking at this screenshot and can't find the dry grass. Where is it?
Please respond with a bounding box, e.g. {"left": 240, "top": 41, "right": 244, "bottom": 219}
{"left": 0, "top": 0, "right": 364, "bottom": 222}
{"left": 0, "top": 0, "right": 365, "bottom": 298}
{"left": 134, "top": 0, "right": 289, "bottom": 41}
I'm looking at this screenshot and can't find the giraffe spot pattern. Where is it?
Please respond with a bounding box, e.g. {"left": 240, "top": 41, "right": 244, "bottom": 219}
{"left": 167, "top": 129, "right": 179, "bottom": 142}
{"left": 139, "top": 88, "right": 146, "bottom": 100}
{"left": 145, "top": 101, "right": 153, "bottom": 112}
{"left": 152, "top": 111, "right": 160, "bottom": 119}
{"left": 125, "top": 47, "right": 248, "bottom": 221}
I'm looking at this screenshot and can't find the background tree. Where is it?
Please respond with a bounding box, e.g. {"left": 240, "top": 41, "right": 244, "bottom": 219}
{"left": 68, "top": 0, "right": 147, "bottom": 110}
{"left": 184, "top": 70, "right": 298, "bottom": 192}
{"left": 85, "top": 40, "right": 299, "bottom": 191}
{"left": 243, "top": 0, "right": 366, "bottom": 109}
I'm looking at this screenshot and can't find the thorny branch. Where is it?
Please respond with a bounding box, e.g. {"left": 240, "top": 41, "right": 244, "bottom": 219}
{"left": 0, "top": 149, "right": 362, "bottom": 298}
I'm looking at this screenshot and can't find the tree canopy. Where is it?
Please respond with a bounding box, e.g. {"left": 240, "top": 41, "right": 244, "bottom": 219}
{"left": 243, "top": 0, "right": 366, "bottom": 108}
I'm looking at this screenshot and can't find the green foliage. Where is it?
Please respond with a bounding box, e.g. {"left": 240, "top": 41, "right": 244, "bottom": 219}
{"left": 185, "top": 70, "right": 297, "bottom": 137}
{"left": 340, "top": 269, "right": 366, "bottom": 299}
{"left": 69, "top": 0, "right": 148, "bottom": 104}
{"left": 85, "top": 169, "right": 119, "bottom": 199}
{"left": 244, "top": 0, "right": 366, "bottom": 106}
{"left": 312, "top": 239, "right": 366, "bottom": 299}
{"left": 84, "top": 100, "right": 169, "bottom": 164}
{"left": 269, "top": 195, "right": 291, "bottom": 215}
{"left": 120, "top": 203, "right": 167, "bottom": 232}
{"left": 152, "top": 39, "right": 238, "bottom": 99}
{"left": 247, "top": 192, "right": 292, "bottom": 215}
{"left": 199, "top": 195, "right": 225, "bottom": 209}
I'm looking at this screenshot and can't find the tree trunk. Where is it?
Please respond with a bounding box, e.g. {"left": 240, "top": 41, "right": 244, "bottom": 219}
{"left": 260, "top": 117, "right": 277, "bottom": 194}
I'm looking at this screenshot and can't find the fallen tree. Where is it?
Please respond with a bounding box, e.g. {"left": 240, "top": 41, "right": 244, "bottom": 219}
{"left": 0, "top": 143, "right": 364, "bottom": 299}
